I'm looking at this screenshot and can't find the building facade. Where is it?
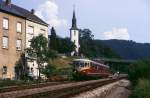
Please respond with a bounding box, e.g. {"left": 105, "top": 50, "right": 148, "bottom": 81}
{"left": 0, "top": 0, "right": 48, "bottom": 79}
{"left": 26, "top": 20, "right": 48, "bottom": 78}
{"left": 0, "top": 1, "right": 26, "bottom": 79}
{"left": 70, "top": 10, "right": 80, "bottom": 56}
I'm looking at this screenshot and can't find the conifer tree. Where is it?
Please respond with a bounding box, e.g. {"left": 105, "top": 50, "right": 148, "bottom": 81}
{"left": 50, "top": 27, "right": 59, "bottom": 50}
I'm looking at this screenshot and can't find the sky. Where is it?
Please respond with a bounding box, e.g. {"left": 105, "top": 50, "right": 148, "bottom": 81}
{"left": 12, "top": 0, "right": 150, "bottom": 43}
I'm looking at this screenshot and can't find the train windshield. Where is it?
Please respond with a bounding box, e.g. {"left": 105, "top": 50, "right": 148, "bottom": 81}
{"left": 73, "top": 61, "right": 87, "bottom": 67}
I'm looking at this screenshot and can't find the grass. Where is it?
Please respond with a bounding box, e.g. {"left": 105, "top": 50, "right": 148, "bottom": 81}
{"left": 0, "top": 80, "right": 36, "bottom": 88}
{"left": 48, "top": 56, "right": 77, "bottom": 69}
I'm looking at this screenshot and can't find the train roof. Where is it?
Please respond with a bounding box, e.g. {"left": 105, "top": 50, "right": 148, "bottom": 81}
{"left": 73, "top": 59, "right": 110, "bottom": 68}
{"left": 73, "top": 59, "right": 92, "bottom": 62}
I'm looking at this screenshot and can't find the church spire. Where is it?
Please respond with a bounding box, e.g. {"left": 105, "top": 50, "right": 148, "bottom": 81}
{"left": 71, "top": 8, "right": 77, "bottom": 29}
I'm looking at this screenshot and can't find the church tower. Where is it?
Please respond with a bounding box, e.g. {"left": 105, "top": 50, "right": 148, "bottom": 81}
{"left": 70, "top": 9, "right": 80, "bottom": 56}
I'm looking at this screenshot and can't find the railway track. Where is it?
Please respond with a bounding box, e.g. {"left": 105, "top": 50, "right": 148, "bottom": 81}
{"left": 0, "top": 76, "right": 127, "bottom": 98}
{"left": 0, "top": 81, "right": 71, "bottom": 93}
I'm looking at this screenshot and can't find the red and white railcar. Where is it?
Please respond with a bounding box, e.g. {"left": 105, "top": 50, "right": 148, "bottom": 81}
{"left": 72, "top": 59, "right": 110, "bottom": 77}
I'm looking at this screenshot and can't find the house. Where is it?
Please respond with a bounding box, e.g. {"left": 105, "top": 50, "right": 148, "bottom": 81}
{"left": 0, "top": 0, "right": 48, "bottom": 79}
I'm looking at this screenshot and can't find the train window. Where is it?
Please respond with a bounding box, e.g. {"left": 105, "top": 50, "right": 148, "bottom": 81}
{"left": 85, "top": 63, "right": 88, "bottom": 67}
{"left": 87, "top": 62, "right": 90, "bottom": 67}
{"left": 91, "top": 63, "right": 95, "bottom": 68}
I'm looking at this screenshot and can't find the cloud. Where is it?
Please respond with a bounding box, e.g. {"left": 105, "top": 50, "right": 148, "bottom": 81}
{"left": 103, "top": 28, "right": 130, "bottom": 40}
{"left": 35, "top": 0, "right": 68, "bottom": 28}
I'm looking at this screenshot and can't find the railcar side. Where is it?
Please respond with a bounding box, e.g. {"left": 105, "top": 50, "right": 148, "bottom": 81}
{"left": 72, "top": 59, "right": 111, "bottom": 78}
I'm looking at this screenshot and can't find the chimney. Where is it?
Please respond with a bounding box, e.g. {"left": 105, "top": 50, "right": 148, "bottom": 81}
{"left": 5, "top": 0, "right": 11, "bottom": 5}
{"left": 31, "top": 9, "right": 35, "bottom": 14}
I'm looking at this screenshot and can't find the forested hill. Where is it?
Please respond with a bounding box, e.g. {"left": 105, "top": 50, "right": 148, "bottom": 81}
{"left": 101, "top": 40, "right": 150, "bottom": 60}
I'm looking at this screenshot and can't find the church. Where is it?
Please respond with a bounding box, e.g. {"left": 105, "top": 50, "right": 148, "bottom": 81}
{"left": 70, "top": 10, "right": 80, "bottom": 56}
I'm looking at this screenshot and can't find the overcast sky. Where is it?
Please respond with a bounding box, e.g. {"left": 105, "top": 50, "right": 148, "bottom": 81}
{"left": 13, "top": 0, "right": 150, "bottom": 43}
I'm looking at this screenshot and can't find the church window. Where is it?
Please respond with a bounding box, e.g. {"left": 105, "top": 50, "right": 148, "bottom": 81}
{"left": 74, "top": 31, "right": 76, "bottom": 36}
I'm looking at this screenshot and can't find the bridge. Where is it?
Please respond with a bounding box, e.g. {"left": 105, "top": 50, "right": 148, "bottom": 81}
{"left": 93, "top": 58, "right": 136, "bottom": 65}
{"left": 93, "top": 58, "right": 137, "bottom": 73}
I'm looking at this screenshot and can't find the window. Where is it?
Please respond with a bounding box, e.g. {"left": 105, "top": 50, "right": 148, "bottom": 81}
{"left": 2, "top": 37, "right": 8, "bottom": 49}
{"left": 28, "top": 26, "right": 34, "bottom": 34}
{"left": 2, "top": 66, "right": 7, "bottom": 74}
{"left": 74, "top": 31, "right": 76, "bottom": 36}
{"left": 40, "top": 29, "right": 45, "bottom": 34}
{"left": 16, "top": 39, "right": 22, "bottom": 50}
{"left": 31, "top": 68, "right": 33, "bottom": 73}
{"left": 3, "top": 18, "right": 9, "bottom": 29}
{"left": 17, "top": 22, "right": 22, "bottom": 33}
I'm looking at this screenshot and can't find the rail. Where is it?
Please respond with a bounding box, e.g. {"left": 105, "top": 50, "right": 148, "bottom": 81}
{"left": 0, "top": 76, "right": 127, "bottom": 98}
{"left": 0, "top": 81, "right": 71, "bottom": 93}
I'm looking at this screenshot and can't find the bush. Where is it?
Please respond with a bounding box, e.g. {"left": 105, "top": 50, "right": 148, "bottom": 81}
{"left": 128, "top": 60, "right": 150, "bottom": 84}
{"left": 130, "top": 79, "right": 150, "bottom": 98}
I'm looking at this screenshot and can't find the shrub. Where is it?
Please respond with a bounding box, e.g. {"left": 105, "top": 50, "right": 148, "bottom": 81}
{"left": 128, "top": 60, "right": 150, "bottom": 84}
{"left": 130, "top": 79, "right": 150, "bottom": 98}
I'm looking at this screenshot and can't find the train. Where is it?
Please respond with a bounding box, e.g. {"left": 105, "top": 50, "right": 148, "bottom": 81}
{"left": 72, "top": 59, "right": 111, "bottom": 78}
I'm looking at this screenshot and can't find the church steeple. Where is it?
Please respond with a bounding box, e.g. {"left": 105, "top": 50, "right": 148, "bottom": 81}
{"left": 71, "top": 9, "right": 77, "bottom": 29}
{"left": 70, "top": 8, "right": 80, "bottom": 56}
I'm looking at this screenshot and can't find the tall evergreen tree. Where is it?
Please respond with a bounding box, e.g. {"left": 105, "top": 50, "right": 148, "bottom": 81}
{"left": 49, "top": 27, "right": 59, "bottom": 50}
{"left": 51, "top": 27, "right": 56, "bottom": 38}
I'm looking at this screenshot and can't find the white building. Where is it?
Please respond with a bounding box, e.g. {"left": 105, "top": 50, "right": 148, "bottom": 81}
{"left": 25, "top": 9, "right": 49, "bottom": 78}
{"left": 70, "top": 10, "right": 80, "bottom": 56}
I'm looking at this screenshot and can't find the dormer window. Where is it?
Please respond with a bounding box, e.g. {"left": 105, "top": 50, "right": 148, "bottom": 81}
{"left": 5, "top": 0, "right": 11, "bottom": 5}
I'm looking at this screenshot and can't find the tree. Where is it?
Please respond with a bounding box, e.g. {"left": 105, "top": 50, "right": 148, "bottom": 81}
{"left": 46, "top": 49, "right": 58, "bottom": 60}
{"left": 26, "top": 34, "right": 48, "bottom": 79}
{"left": 49, "top": 27, "right": 59, "bottom": 50}
{"left": 41, "top": 50, "right": 58, "bottom": 79}
{"left": 128, "top": 60, "right": 150, "bottom": 84}
{"left": 79, "top": 28, "right": 119, "bottom": 58}
{"left": 15, "top": 53, "right": 29, "bottom": 80}
{"left": 41, "top": 64, "right": 56, "bottom": 79}
{"left": 79, "top": 29, "right": 94, "bottom": 40}
{"left": 58, "top": 38, "right": 75, "bottom": 54}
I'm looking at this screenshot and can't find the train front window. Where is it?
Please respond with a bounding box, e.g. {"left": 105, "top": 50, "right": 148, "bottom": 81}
{"left": 73, "top": 61, "right": 79, "bottom": 67}
{"left": 80, "top": 62, "right": 84, "bottom": 67}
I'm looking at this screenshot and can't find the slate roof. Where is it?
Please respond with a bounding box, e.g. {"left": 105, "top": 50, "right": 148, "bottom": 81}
{"left": 0, "top": 0, "right": 48, "bottom": 26}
